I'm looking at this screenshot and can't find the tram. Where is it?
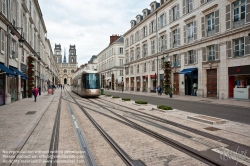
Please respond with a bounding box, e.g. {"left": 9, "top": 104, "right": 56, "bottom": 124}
{"left": 71, "top": 69, "right": 100, "bottom": 97}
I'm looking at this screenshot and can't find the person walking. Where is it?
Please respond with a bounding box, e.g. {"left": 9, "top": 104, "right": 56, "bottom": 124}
{"left": 121, "top": 81, "right": 124, "bottom": 92}
{"left": 193, "top": 82, "right": 197, "bottom": 96}
{"left": 32, "top": 86, "right": 39, "bottom": 102}
{"left": 157, "top": 85, "right": 162, "bottom": 95}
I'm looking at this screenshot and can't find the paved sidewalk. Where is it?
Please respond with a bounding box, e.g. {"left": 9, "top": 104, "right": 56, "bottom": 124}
{"left": 105, "top": 89, "right": 250, "bottom": 108}
{"left": 0, "top": 89, "right": 60, "bottom": 164}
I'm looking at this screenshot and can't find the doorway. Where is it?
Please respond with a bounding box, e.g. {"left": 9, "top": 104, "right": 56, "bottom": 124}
{"left": 173, "top": 73, "right": 179, "bottom": 95}
{"left": 64, "top": 78, "right": 67, "bottom": 84}
{"left": 207, "top": 69, "right": 217, "bottom": 97}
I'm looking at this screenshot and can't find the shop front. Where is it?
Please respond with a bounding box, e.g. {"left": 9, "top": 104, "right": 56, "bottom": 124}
{"left": 125, "top": 77, "right": 129, "bottom": 91}
{"left": 136, "top": 76, "right": 140, "bottom": 91}
{"left": 0, "top": 63, "right": 18, "bottom": 105}
{"left": 150, "top": 74, "right": 156, "bottom": 92}
{"left": 10, "top": 66, "right": 27, "bottom": 99}
{"left": 179, "top": 68, "right": 198, "bottom": 96}
{"left": 228, "top": 65, "right": 250, "bottom": 99}
{"left": 130, "top": 77, "right": 134, "bottom": 91}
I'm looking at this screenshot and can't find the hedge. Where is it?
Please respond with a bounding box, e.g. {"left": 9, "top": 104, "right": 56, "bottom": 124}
{"left": 105, "top": 94, "right": 112, "bottom": 97}
{"left": 112, "top": 96, "right": 120, "bottom": 98}
{"left": 135, "top": 101, "right": 147, "bottom": 104}
{"left": 122, "top": 98, "right": 131, "bottom": 101}
{"left": 157, "top": 105, "right": 173, "bottom": 110}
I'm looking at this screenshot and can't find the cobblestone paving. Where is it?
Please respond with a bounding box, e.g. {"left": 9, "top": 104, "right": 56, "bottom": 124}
{"left": 58, "top": 94, "right": 84, "bottom": 166}
{"left": 75, "top": 98, "right": 208, "bottom": 166}
{"left": 70, "top": 99, "right": 126, "bottom": 166}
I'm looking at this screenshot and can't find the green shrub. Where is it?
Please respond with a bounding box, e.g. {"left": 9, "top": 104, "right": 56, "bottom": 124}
{"left": 112, "top": 96, "right": 119, "bottom": 98}
{"left": 101, "top": 93, "right": 105, "bottom": 95}
{"left": 105, "top": 94, "right": 112, "bottom": 97}
{"left": 135, "top": 101, "right": 147, "bottom": 104}
{"left": 157, "top": 105, "right": 173, "bottom": 110}
{"left": 122, "top": 98, "right": 131, "bottom": 101}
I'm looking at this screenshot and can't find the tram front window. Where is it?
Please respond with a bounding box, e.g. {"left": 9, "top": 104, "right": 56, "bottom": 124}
{"left": 83, "top": 73, "right": 100, "bottom": 89}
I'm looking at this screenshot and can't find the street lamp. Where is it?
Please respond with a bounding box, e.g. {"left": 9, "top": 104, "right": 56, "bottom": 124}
{"left": 11, "top": 27, "right": 25, "bottom": 48}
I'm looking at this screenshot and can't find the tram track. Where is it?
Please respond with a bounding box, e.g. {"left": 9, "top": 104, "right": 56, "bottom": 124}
{"left": 67, "top": 90, "right": 222, "bottom": 166}
{"left": 64, "top": 89, "right": 145, "bottom": 166}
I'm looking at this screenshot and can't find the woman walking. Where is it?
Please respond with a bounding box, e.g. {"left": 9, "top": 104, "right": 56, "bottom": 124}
{"left": 32, "top": 86, "right": 39, "bottom": 102}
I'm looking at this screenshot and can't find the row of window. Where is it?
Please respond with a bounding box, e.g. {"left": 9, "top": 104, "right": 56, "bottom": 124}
{"left": 98, "top": 47, "right": 124, "bottom": 62}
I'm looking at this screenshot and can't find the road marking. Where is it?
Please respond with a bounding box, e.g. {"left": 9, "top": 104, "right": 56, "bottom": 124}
{"left": 74, "top": 121, "right": 79, "bottom": 128}
{"left": 72, "top": 115, "right": 75, "bottom": 120}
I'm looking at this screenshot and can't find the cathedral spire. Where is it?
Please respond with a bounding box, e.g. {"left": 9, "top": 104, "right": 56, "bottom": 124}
{"left": 63, "top": 47, "right": 66, "bottom": 63}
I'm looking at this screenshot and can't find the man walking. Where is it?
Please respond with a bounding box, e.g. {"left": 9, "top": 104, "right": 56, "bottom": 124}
{"left": 121, "top": 81, "right": 124, "bottom": 92}
{"left": 32, "top": 86, "right": 39, "bottom": 102}
{"left": 157, "top": 85, "right": 162, "bottom": 95}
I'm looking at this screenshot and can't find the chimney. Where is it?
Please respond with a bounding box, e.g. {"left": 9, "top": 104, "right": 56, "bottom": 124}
{"left": 110, "top": 34, "right": 120, "bottom": 45}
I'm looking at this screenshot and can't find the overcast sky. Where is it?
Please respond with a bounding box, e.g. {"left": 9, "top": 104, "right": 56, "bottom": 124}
{"left": 39, "top": 0, "right": 156, "bottom": 67}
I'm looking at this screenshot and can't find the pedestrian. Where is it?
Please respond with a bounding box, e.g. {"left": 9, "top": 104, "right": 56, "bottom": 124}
{"left": 121, "top": 81, "right": 124, "bottom": 92}
{"left": 38, "top": 85, "right": 41, "bottom": 95}
{"left": 157, "top": 85, "right": 161, "bottom": 95}
{"left": 193, "top": 82, "right": 197, "bottom": 96}
{"left": 32, "top": 86, "right": 39, "bottom": 102}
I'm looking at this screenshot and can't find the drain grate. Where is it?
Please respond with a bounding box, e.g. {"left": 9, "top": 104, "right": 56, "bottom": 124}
{"left": 25, "top": 111, "right": 36, "bottom": 115}
{"left": 204, "top": 127, "right": 221, "bottom": 131}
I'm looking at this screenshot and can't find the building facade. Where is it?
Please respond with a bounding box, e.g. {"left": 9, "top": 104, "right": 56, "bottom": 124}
{"left": 0, "top": 0, "right": 58, "bottom": 106}
{"left": 123, "top": 0, "right": 250, "bottom": 99}
{"left": 80, "top": 55, "right": 97, "bottom": 71}
{"left": 97, "top": 35, "right": 124, "bottom": 90}
{"left": 54, "top": 44, "right": 78, "bottom": 85}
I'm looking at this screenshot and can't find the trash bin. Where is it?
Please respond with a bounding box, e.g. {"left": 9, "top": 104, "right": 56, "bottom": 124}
{"left": 100, "top": 88, "right": 104, "bottom": 95}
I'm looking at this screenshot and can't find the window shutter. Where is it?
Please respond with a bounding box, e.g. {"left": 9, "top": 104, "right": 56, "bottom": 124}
{"left": 177, "top": 4, "right": 180, "bottom": 18}
{"left": 227, "top": 41, "right": 232, "bottom": 58}
{"left": 146, "top": 44, "right": 148, "bottom": 56}
{"left": 165, "top": 34, "right": 167, "bottom": 50}
{"left": 183, "top": 0, "right": 186, "bottom": 15}
{"left": 170, "top": 56, "right": 173, "bottom": 67}
{"left": 226, "top": 4, "right": 231, "bottom": 30}
{"left": 138, "top": 30, "right": 140, "bottom": 40}
{"left": 153, "top": 20, "right": 156, "bottom": 32}
{"left": 194, "top": 49, "right": 197, "bottom": 63}
{"left": 158, "top": 17, "right": 160, "bottom": 29}
{"left": 138, "top": 47, "right": 140, "bottom": 58}
{"left": 201, "top": 17, "right": 205, "bottom": 38}
{"left": 202, "top": 47, "right": 206, "bottom": 61}
{"left": 190, "top": 0, "right": 193, "bottom": 11}
{"left": 215, "top": 10, "right": 219, "bottom": 33}
{"left": 141, "top": 28, "right": 144, "bottom": 39}
{"left": 164, "top": 12, "right": 166, "bottom": 26}
{"left": 149, "top": 23, "right": 151, "bottom": 35}
{"left": 184, "top": 52, "right": 187, "bottom": 65}
{"left": 177, "top": 28, "right": 180, "bottom": 46}
{"left": 246, "top": 0, "right": 250, "bottom": 23}
{"left": 145, "top": 25, "right": 147, "bottom": 36}
{"left": 245, "top": 36, "right": 250, "bottom": 55}
{"left": 183, "top": 25, "right": 186, "bottom": 44}
{"left": 194, "top": 20, "right": 197, "bottom": 40}
{"left": 177, "top": 54, "right": 180, "bottom": 66}
{"left": 215, "top": 44, "right": 219, "bottom": 60}
{"left": 17, "top": 2, "right": 20, "bottom": 27}
{"left": 169, "top": 32, "right": 172, "bottom": 48}
{"left": 201, "top": 0, "right": 205, "bottom": 5}
{"left": 169, "top": 9, "right": 172, "bottom": 23}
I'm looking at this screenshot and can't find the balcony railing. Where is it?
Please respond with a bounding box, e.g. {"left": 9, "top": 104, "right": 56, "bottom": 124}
{"left": 233, "top": 19, "right": 245, "bottom": 29}
{"left": 234, "top": 50, "right": 244, "bottom": 57}
{"left": 188, "top": 35, "right": 194, "bottom": 43}
{"left": 208, "top": 55, "right": 215, "bottom": 61}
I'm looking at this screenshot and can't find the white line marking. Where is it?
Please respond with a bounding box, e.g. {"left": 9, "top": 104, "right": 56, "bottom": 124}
{"left": 72, "top": 115, "right": 75, "bottom": 120}
{"left": 74, "top": 121, "right": 79, "bottom": 128}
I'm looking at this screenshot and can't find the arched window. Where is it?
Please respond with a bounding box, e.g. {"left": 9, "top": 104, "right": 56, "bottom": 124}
{"left": 72, "top": 58, "right": 74, "bottom": 63}
{"left": 71, "top": 69, "right": 74, "bottom": 73}
{"left": 64, "top": 69, "right": 67, "bottom": 73}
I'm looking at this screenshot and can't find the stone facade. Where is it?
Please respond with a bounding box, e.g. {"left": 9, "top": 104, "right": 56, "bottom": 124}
{"left": 123, "top": 0, "right": 250, "bottom": 99}
{"left": 54, "top": 44, "right": 78, "bottom": 85}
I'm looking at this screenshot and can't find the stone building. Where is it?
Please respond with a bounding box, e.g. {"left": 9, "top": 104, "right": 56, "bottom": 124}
{"left": 123, "top": 0, "right": 250, "bottom": 99}
{"left": 54, "top": 44, "right": 78, "bottom": 85}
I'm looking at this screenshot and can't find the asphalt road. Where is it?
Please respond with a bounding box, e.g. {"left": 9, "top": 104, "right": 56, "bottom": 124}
{"left": 105, "top": 91, "right": 250, "bottom": 125}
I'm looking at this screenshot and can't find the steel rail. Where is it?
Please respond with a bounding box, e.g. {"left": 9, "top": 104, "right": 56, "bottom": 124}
{"left": 46, "top": 90, "right": 62, "bottom": 166}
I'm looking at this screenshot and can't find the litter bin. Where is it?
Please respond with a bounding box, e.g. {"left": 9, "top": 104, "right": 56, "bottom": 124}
{"left": 100, "top": 88, "right": 104, "bottom": 95}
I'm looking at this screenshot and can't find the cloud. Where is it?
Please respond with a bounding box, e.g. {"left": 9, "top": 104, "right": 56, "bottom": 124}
{"left": 39, "top": 0, "right": 155, "bottom": 66}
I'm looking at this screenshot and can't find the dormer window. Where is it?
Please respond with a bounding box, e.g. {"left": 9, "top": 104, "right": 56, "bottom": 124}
{"left": 143, "top": 12, "right": 147, "bottom": 18}
{"left": 137, "top": 17, "right": 140, "bottom": 23}
{"left": 151, "top": 5, "right": 155, "bottom": 11}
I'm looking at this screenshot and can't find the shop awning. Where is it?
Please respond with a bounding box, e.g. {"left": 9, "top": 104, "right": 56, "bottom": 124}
{"left": 179, "top": 68, "right": 197, "bottom": 74}
{"left": 0, "top": 63, "right": 17, "bottom": 77}
{"left": 9, "top": 66, "right": 27, "bottom": 79}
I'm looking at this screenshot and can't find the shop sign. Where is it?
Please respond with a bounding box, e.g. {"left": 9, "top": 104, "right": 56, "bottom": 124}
{"left": 228, "top": 65, "right": 250, "bottom": 75}
{"left": 20, "top": 63, "right": 27, "bottom": 73}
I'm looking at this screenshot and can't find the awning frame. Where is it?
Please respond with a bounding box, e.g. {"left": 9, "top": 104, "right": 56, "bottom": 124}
{"left": 0, "top": 64, "right": 17, "bottom": 78}
{"left": 179, "top": 68, "right": 197, "bottom": 74}
{"left": 9, "top": 66, "right": 27, "bottom": 79}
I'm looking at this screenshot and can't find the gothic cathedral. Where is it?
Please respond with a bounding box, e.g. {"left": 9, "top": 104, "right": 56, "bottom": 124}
{"left": 53, "top": 44, "right": 78, "bottom": 85}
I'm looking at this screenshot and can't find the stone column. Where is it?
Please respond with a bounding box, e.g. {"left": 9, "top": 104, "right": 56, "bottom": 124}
{"left": 140, "top": 76, "right": 143, "bottom": 92}
{"left": 18, "top": 76, "right": 22, "bottom": 100}
{"left": 134, "top": 76, "right": 137, "bottom": 91}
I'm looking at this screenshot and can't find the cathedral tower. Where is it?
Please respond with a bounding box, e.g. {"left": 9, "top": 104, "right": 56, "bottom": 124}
{"left": 54, "top": 44, "right": 62, "bottom": 64}
{"left": 69, "top": 45, "right": 77, "bottom": 64}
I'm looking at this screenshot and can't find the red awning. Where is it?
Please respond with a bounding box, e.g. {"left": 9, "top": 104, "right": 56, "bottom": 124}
{"left": 144, "top": 75, "right": 148, "bottom": 78}
{"left": 150, "top": 75, "right": 155, "bottom": 78}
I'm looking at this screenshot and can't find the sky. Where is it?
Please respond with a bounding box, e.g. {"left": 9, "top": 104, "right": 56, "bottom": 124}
{"left": 39, "top": 0, "right": 156, "bottom": 67}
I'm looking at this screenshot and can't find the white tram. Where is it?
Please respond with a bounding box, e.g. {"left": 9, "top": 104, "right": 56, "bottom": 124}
{"left": 71, "top": 69, "right": 100, "bottom": 97}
